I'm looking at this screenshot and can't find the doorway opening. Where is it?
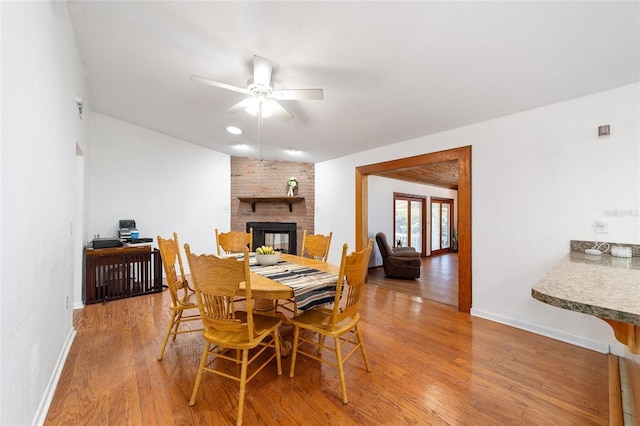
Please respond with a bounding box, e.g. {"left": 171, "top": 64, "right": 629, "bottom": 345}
{"left": 355, "top": 145, "right": 471, "bottom": 313}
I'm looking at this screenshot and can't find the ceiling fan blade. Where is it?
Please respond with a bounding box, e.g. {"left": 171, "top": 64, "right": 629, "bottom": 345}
{"left": 273, "top": 88, "right": 324, "bottom": 100}
{"left": 225, "top": 98, "right": 255, "bottom": 114}
{"left": 190, "top": 75, "right": 250, "bottom": 95}
{"left": 253, "top": 55, "right": 273, "bottom": 87}
{"left": 269, "top": 100, "right": 294, "bottom": 121}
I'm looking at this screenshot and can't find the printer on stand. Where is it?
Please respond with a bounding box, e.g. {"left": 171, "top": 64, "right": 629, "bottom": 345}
{"left": 118, "top": 219, "right": 137, "bottom": 242}
{"left": 119, "top": 219, "right": 153, "bottom": 245}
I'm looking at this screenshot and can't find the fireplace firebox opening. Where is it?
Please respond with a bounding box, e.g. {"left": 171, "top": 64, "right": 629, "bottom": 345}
{"left": 246, "top": 222, "right": 297, "bottom": 255}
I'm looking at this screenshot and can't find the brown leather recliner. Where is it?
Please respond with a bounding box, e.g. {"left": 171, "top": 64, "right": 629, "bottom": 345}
{"left": 375, "top": 232, "right": 421, "bottom": 279}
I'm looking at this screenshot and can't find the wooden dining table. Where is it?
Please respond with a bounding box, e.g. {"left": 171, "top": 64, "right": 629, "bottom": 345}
{"left": 240, "top": 253, "right": 341, "bottom": 299}
{"left": 239, "top": 253, "right": 342, "bottom": 356}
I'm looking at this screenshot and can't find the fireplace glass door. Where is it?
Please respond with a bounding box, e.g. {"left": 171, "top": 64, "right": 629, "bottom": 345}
{"left": 265, "top": 232, "right": 290, "bottom": 253}
{"left": 246, "top": 222, "right": 297, "bottom": 254}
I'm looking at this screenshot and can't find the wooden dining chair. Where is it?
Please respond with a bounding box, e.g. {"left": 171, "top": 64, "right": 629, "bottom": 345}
{"left": 300, "top": 229, "right": 333, "bottom": 262}
{"left": 288, "top": 238, "right": 373, "bottom": 404}
{"left": 156, "top": 232, "right": 202, "bottom": 361}
{"left": 215, "top": 228, "right": 253, "bottom": 255}
{"left": 184, "top": 245, "right": 282, "bottom": 426}
{"left": 275, "top": 230, "right": 333, "bottom": 318}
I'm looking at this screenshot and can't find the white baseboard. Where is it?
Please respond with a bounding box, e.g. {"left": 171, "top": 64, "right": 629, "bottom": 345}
{"left": 471, "top": 308, "right": 610, "bottom": 354}
{"left": 32, "top": 327, "right": 76, "bottom": 426}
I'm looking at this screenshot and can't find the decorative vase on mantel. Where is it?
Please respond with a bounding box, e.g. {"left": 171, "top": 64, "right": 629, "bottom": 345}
{"left": 287, "top": 177, "right": 298, "bottom": 197}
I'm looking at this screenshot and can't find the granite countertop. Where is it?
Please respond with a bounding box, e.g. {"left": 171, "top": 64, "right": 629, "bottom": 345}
{"left": 532, "top": 252, "right": 640, "bottom": 325}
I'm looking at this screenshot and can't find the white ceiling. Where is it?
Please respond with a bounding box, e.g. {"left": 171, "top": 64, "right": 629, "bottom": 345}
{"left": 68, "top": 1, "right": 639, "bottom": 163}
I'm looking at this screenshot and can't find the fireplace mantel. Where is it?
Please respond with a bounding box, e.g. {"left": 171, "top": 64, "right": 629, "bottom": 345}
{"left": 237, "top": 196, "right": 305, "bottom": 212}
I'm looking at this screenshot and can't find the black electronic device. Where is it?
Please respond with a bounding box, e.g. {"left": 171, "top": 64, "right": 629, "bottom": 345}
{"left": 92, "top": 238, "right": 124, "bottom": 249}
{"left": 119, "top": 219, "right": 136, "bottom": 229}
{"left": 131, "top": 238, "right": 153, "bottom": 244}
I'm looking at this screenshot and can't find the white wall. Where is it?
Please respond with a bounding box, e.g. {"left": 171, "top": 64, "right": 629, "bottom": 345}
{"left": 1, "top": 2, "right": 89, "bottom": 424}
{"left": 368, "top": 176, "right": 458, "bottom": 264}
{"left": 317, "top": 83, "right": 640, "bottom": 355}
{"left": 87, "top": 112, "right": 230, "bottom": 268}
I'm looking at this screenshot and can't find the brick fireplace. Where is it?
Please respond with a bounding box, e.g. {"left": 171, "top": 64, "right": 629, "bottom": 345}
{"left": 230, "top": 157, "right": 314, "bottom": 256}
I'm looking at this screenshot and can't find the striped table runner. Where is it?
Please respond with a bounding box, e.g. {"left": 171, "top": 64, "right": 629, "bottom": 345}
{"left": 249, "top": 258, "right": 340, "bottom": 311}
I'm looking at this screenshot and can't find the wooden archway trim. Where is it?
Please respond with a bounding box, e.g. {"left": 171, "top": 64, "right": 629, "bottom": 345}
{"left": 355, "top": 145, "right": 472, "bottom": 313}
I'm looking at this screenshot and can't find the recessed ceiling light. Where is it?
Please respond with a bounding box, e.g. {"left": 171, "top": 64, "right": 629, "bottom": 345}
{"left": 231, "top": 142, "right": 250, "bottom": 151}
{"left": 286, "top": 147, "right": 302, "bottom": 155}
{"left": 226, "top": 126, "right": 243, "bottom": 135}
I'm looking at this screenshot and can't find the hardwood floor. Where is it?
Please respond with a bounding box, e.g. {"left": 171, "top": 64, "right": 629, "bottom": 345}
{"left": 45, "top": 273, "right": 609, "bottom": 425}
{"left": 368, "top": 253, "right": 458, "bottom": 307}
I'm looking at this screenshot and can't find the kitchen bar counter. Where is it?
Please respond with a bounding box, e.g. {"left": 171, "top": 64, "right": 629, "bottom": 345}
{"left": 532, "top": 251, "right": 640, "bottom": 352}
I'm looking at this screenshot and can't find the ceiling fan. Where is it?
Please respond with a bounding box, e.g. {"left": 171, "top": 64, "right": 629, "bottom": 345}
{"left": 190, "top": 55, "right": 323, "bottom": 121}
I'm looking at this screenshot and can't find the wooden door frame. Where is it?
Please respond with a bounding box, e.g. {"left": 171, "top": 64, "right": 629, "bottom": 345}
{"left": 355, "top": 145, "right": 472, "bottom": 313}
{"left": 430, "top": 196, "right": 454, "bottom": 256}
{"left": 393, "top": 192, "right": 427, "bottom": 255}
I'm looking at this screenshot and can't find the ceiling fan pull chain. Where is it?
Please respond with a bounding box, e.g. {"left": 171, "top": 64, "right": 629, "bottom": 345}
{"left": 258, "top": 100, "right": 263, "bottom": 160}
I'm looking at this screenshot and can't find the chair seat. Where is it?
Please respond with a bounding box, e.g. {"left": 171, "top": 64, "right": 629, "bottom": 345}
{"left": 291, "top": 307, "right": 360, "bottom": 337}
{"left": 203, "top": 312, "right": 282, "bottom": 349}
{"left": 386, "top": 256, "right": 421, "bottom": 267}
{"left": 389, "top": 250, "right": 420, "bottom": 258}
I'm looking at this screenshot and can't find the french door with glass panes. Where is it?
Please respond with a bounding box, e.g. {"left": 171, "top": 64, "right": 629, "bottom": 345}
{"left": 394, "top": 193, "right": 426, "bottom": 255}
{"left": 431, "top": 197, "right": 453, "bottom": 255}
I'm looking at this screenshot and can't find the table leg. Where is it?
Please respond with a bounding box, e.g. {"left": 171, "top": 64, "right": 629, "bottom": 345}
{"left": 254, "top": 298, "right": 275, "bottom": 312}
{"left": 253, "top": 298, "right": 294, "bottom": 356}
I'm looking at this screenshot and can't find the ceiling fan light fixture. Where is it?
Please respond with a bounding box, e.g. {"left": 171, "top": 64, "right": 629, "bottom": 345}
{"left": 247, "top": 80, "right": 274, "bottom": 97}
{"left": 226, "top": 126, "right": 243, "bottom": 135}
{"left": 244, "top": 98, "right": 274, "bottom": 118}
